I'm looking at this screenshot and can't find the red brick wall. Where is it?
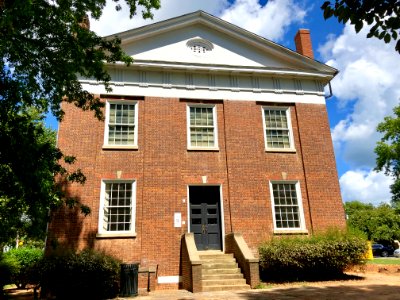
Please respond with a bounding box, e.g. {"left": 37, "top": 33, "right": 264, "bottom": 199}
{"left": 48, "top": 96, "right": 345, "bottom": 289}
{"left": 295, "top": 103, "right": 346, "bottom": 231}
{"left": 223, "top": 101, "right": 311, "bottom": 250}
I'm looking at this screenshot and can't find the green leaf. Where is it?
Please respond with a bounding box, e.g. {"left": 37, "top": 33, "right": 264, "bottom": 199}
{"left": 319, "top": 0, "right": 400, "bottom": 55}
{"left": 354, "top": 21, "right": 363, "bottom": 33}
{"left": 384, "top": 33, "right": 391, "bottom": 43}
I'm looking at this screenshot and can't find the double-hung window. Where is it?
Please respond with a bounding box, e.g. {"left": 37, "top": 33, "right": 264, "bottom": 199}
{"left": 262, "top": 107, "right": 295, "bottom": 151}
{"left": 270, "top": 182, "right": 306, "bottom": 231}
{"left": 187, "top": 105, "right": 218, "bottom": 150}
{"left": 104, "top": 100, "right": 138, "bottom": 148}
{"left": 98, "top": 180, "right": 136, "bottom": 236}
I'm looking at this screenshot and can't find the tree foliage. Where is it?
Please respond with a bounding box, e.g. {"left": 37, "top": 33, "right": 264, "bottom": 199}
{"left": 321, "top": 1, "right": 400, "bottom": 54}
{"left": 1, "top": 0, "right": 160, "bottom": 120}
{"left": 0, "top": 0, "right": 160, "bottom": 245}
{"left": 375, "top": 105, "right": 400, "bottom": 204}
{"left": 1, "top": 247, "right": 43, "bottom": 288}
{"left": 0, "top": 108, "right": 86, "bottom": 245}
{"left": 344, "top": 201, "right": 400, "bottom": 243}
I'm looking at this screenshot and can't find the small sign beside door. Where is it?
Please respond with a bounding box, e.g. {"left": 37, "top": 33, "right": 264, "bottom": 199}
{"left": 174, "top": 212, "right": 182, "bottom": 228}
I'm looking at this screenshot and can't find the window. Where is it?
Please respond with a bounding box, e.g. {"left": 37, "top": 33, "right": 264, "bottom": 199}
{"left": 187, "top": 105, "right": 218, "bottom": 149}
{"left": 104, "top": 100, "right": 138, "bottom": 148}
{"left": 262, "top": 107, "right": 295, "bottom": 151}
{"left": 270, "top": 182, "right": 305, "bottom": 231}
{"left": 187, "top": 38, "right": 214, "bottom": 55}
{"left": 98, "top": 180, "right": 136, "bottom": 236}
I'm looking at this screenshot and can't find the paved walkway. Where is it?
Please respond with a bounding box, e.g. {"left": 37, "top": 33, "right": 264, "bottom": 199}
{"left": 124, "top": 272, "right": 400, "bottom": 300}
{"left": 128, "top": 286, "right": 400, "bottom": 300}
{"left": 5, "top": 272, "right": 400, "bottom": 300}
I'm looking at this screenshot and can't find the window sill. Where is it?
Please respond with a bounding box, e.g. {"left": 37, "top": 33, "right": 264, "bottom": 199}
{"left": 102, "top": 145, "right": 138, "bottom": 150}
{"left": 96, "top": 232, "right": 137, "bottom": 238}
{"left": 187, "top": 147, "right": 220, "bottom": 152}
{"left": 265, "top": 148, "right": 296, "bottom": 153}
{"left": 273, "top": 229, "right": 308, "bottom": 235}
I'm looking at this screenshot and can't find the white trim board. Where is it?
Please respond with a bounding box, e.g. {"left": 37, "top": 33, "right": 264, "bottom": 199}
{"left": 81, "top": 83, "right": 326, "bottom": 105}
{"left": 157, "top": 276, "right": 182, "bottom": 284}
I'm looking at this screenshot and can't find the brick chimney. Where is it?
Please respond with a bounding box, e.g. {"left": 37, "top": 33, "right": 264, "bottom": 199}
{"left": 294, "top": 29, "right": 314, "bottom": 59}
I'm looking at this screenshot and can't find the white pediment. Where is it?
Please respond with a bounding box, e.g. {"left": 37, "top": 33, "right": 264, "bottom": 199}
{"left": 109, "top": 11, "right": 337, "bottom": 77}
{"left": 123, "top": 25, "right": 295, "bottom": 69}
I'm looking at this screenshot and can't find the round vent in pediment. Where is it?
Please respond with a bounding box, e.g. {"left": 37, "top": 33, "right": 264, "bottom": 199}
{"left": 186, "top": 38, "right": 214, "bottom": 55}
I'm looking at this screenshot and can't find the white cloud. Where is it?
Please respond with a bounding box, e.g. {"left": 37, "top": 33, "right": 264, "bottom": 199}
{"left": 320, "top": 24, "right": 400, "bottom": 169}
{"left": 340, "top": 169, "right": 393, "bottom": 205}
{"left": 90, "top": 0, "right": 306, "bottom": 42}
{"left": 220, "top": 0, "right": 306, "bottom": 41}
{"left": 90, "top": 0, "right": 229, "bottom": 36}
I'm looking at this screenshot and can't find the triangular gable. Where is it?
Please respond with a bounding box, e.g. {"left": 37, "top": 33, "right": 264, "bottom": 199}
{"left": 105, "top": 11, "right": 337, "bottom": 79}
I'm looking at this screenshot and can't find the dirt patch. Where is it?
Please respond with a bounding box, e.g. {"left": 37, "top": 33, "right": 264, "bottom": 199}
{"left": 351, "top": 264, "right": 400, "bottom": 274}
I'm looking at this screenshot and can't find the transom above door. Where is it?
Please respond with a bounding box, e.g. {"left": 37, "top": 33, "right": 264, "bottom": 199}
{"left": 189, "top": 186, "right": 222, "bottom": 251}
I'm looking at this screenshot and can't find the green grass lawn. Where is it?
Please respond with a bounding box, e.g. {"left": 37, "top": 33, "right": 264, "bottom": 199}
{"left": 368, "top": 257, "right": 400, "bottom": 265}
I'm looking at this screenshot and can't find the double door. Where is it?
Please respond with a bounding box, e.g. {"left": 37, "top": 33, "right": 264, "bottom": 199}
{"left": 189, "top": 186, "right": 222, "bottom": 250}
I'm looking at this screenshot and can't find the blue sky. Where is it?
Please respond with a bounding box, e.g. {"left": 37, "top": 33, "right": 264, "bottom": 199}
{"left": 48, "top": 0, "right": 399, "bottom": 205}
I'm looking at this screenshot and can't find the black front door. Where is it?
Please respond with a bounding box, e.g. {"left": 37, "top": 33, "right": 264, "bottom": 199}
{"left": 189, "top": 186, "right": 222, "bottom": 250}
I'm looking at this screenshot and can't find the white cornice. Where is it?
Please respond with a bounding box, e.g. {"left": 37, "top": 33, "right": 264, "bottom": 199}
{"left": 106, "top": 60, "right": 334, "bottom": 82}
{"left": 80, "top": 82, "right": 326, "bottom": 105}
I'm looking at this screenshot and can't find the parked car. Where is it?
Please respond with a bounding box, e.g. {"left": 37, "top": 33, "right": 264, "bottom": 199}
{"left": 394, "top": 249, "right": 400, "bottom": 258}
{"left": 372, "top": 243, "right": 394, "bottom": 257}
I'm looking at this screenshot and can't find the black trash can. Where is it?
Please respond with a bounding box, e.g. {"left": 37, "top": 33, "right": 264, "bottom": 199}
{"left": 120, "top": 263, "right": 139, "bottom": 297}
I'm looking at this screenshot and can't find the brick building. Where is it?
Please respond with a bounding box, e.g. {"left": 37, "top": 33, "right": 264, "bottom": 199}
{"left": 47, "top": 11, "right": 346, "bottom": 292}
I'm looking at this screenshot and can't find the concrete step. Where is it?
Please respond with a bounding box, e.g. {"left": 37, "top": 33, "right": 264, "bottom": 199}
{"left": 202, "top": 273, "right": 244, "bottom": 280}
{"left": 202, "top": 284, "right": 250, "bottom": 292}
{"left": 201, "top": 262, "right": 238, "bottom": 269}
{"left": 197, "top": 252, "right": 249, "bottom": 292}
{"left": 198, "top": 250, "right": 224, "bottom": 255}
{"left": 202, "top": 268, "right": 242, "bottom": 275}
{"left": 200, "top": 257, "right": 236, "bottom": 262}
{"left": 201, "top": 258, "right": 236, "bottom": 264}
{"left": 202, "top": 278, "right": 247, "bottom": 286}
{"left": 199, "top": 253, "right": 234, "bottom": 260}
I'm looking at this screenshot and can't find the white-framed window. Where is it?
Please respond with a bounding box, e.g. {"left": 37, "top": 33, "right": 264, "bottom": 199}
{"left": 186, "top": 38, "right": 214, "bottom": 55}
{"left": 98, "top": 180, "right": 136, "bottom": 236}
{"left": 270, "top": 181, "right": 306, "bottom": 231}
{"left": 103, "top": 100, "right": 138, "bottom": 148}
{"left": 187, "top": 105, "right": 219, "bottom": 150}
{"left": 262, "top": 107, "right": 295, "bottom": 151}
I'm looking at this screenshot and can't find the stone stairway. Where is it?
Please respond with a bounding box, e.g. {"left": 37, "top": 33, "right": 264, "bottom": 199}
{"left": 198, "top": 251, "right": 250, "bottom": 292}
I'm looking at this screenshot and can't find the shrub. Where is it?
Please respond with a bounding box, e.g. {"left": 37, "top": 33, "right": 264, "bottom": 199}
{"left": 259, "top": 229, "right": 368, "bottom": 282}
{"left": 0, "top": 253, "right": 16, "bottom": 291}
{"left": 2, "top": 247, "right": 43, "bottom": 288}
{"left": 39, "top": 249, "right": 121, "bottom": 300}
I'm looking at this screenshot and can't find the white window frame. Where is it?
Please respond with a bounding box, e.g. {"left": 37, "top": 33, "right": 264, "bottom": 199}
{"left": 103, "top": 100, "right": 138, "bottom": 149}
{"left": 97, "top": 180, "right": 137, "bottom": 237}
{"left": 269, "top": 181, "right": 306, "bottom": 233}
{"left": 186, "top": 104, "right": 219, "bottom": 150}
{"left": 262, "top": 106, "right": 295, "bottom": 152}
